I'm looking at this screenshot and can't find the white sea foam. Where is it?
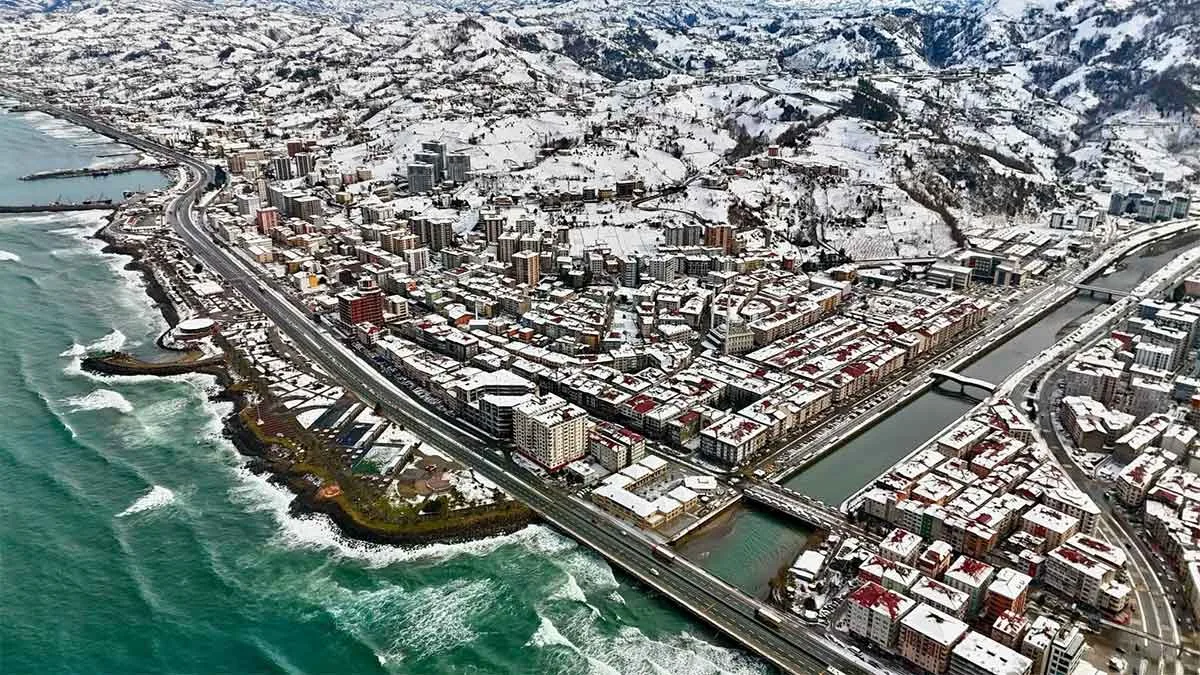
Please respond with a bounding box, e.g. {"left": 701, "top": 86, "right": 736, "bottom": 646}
{"left": 60, "top": 342, "right": 87, "bottom": 357}
{"left": 527, "top": 614, "right": 577, "bottom": 650}
{"left": 0, "top": 250, "right": 20, "bottom": 262}
{"left": 86, "top": 329, "right": 126, "bottom": 353}
{"left": 608, "top": 626, "right": 769, "bottom": 675}
{"left": 63, "top": 388, "right": 134, "bottom": 414}
{"left": 62, "top": 355, "right": 84, "bottom": 377}
{"left": 230, "top": 468, "right": 543, "bottom": 568}
{"left": 322, "top": 577, "right": 496, "bottom": 663}
{"left": 0, "top": 212, "right": 65, "bottom": 229}
{"left": 549, "top": 572, "right": 589, "bottom": 605}
{"left": 48, "top": 225, "right": 95, "bottom": 237}
{"left": 116, "top": 485, "right": 175, "bottom": 517}
{"left": 548, "top": 545, "right": 620, "bottom": 592}
{"left": 49, "top": 248, "right": 85, "bottom": 260}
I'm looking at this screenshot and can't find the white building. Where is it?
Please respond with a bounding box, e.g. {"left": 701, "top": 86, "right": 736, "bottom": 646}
{"left": 943, "top": 556, "right": 995, "bottom": 617}
{"left": 910, "top": 576, "right": 971, "bottom": 619}
{"left": 699, "top": 414, "right": 768, "bottom": 465}
{"left": 880, "top": 528, "right": 924, "bottom": 565}
{"left": 1020, "top": 504, "right": 1080, "bottom": 550}
{"left": 899, "top": 603, "right": 970, "bottom": 674}
{"left": 949, "top": 630, "right": 1032, "bottom": 675}
{"left": 514, "top": 394, "right": 589, "bottom": 471}
{"left": 1042, "top": 535, "right": 1130, "bottom": 613}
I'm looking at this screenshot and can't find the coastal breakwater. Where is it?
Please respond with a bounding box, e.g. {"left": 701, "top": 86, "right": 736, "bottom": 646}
{"left": 20, "top": 163, "right": 175, "bottom": 181}
{"left": 0, "top": 202, "right": 116, "bottom": 213}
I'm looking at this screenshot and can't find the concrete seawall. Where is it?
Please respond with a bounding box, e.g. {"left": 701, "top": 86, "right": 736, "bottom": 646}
{"left": 0, "top": 203, "right": 116, "bottom": 213}
{"left": 19, "top": 164, "right": 174, "bottom": 181}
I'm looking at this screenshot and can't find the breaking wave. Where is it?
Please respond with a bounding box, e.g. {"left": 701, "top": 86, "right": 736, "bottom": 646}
{"left": 63, "top": 388, "right": 134, "bottom": 414}
{"left": 116, "top": 485, "right": 176, "bottom": 518}
{"left": 86, "top": 329, "right": 126, "bottom": 353}
{"left": 322, "top": 577, "right": 497, "bottom": 663}
{"left": 527, "top": 614, "right": 577, "bottom": 650}
{"left": 0, "top": 250, "right": 20, "bottom": 262}
{"left": 549, "top": 571, "right": 589, "bottom": 605}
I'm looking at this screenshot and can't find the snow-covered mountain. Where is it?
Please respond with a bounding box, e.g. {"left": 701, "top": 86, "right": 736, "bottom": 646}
{"left": 0, "top": 0, "right": 1195, "bottom": 253}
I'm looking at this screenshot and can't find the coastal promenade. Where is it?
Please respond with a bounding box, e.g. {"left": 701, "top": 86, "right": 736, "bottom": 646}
{"left": 9, "top": 90, "right": 883, "bottom": 675}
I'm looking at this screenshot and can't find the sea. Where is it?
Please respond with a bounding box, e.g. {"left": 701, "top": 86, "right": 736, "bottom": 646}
{"left": 0, "top": 107, "right": 770, "bottom": 674}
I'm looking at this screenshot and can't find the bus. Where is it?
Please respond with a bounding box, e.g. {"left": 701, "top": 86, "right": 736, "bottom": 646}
{"left": 652, "top": 545, "right": 677, "bottom": 564}
{"left": 755, "top": 606, "right": 783, "bottom": 628}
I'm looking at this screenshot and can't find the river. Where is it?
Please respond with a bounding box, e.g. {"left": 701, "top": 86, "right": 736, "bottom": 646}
{"left": 682, "top": 232, "right": 1199, "bottom": 595}
{"left": 0, "top": 105, "right": 770, "bottom": 674}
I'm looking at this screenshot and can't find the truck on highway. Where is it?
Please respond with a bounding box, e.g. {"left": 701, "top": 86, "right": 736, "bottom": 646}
{"left": 755, "top": 606, "right": 783, "bottom": 628}
{"left": 652, "top": 545, "right": 677, "bottom": 564}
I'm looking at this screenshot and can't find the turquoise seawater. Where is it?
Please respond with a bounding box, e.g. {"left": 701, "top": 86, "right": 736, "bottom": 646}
{"left": 0, "top": 108, "right": 770, "bottom": 674}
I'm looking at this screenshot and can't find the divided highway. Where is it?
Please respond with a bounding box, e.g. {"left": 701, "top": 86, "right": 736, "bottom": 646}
{"left": 22, "top": 92, "right": 878, "bottom": 675}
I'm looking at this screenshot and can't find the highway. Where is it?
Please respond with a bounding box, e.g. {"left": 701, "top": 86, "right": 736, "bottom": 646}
{"left": 1036, "top": 360, "right": 1187, "bottom": 675}
{"left": 19, "top": 93, "right": 881, "bottom": 675}
{"left": 170, "top": 160, "right": 873, "bottom": 675}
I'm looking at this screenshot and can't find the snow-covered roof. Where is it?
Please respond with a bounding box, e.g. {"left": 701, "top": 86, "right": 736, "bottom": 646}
{"left": 900, "top": 603, "right": 968, "bottom": 647}
{"left": 951, "top": 631, "right": 1032, "bottom": 675}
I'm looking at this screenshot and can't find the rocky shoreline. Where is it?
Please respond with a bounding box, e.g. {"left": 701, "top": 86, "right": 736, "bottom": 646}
{"left": 88, "top": 218, "right": 535, "bottom": 547}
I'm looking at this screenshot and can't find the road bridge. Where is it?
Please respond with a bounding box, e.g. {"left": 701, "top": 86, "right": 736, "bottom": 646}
{"left": 851, "top": 256, "right": 939, "bottom": 266}
{"left": 929, "top": 369, "right": 997, "bottom": 395}
{"left": 743, "top": 482, "right": 876, "bottom": 543}
{"left": 1073, "top": 283, "right": 1131, "bottom": 301}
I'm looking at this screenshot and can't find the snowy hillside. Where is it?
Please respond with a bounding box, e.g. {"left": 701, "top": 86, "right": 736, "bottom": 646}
{"left": 0, "top": 0, "right": 1196, "bottom": 258}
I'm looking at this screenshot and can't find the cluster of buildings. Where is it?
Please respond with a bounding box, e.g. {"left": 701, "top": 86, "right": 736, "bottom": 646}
{"left": 856, "top": 401, "right": 1131, "bottom": 616}
{"left": 203, "top": 130, "right": 1023, "bottom": 541}
{"left": 1060, "top": 296, "right": 1200, "bottom": 427}
{"left": 1107, "top": 188, "right": 1191, "bottom": 223}
{"left": 1104, "top": 444, "right": 1200, "bottom": 623}
{"left": 845, "top": 557, "right": 1090, "bottom": 675}
{"left": 926, "top": 227, "right": 1075, "bottom": 290}
{"left": 406, "top": 140, "right": 472, "bottom": 193}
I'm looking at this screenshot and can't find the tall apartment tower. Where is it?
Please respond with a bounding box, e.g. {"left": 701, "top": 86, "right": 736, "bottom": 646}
{"left": 512, "top": 250, "right": 540, "bottom": 287}
{"left": 421, "top": 140, "right": 446, "bottom": 182}
{"left": 407, "top": 162, "right": 435, "bottom": 194}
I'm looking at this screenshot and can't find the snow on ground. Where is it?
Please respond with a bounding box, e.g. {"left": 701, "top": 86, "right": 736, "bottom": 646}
{"left": 569, "top": 223, "right": 664, "bottom": 257}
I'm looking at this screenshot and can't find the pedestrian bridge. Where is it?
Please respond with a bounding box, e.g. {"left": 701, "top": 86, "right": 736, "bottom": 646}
{"left": 929, "top": 369, "right": 997, "bottom": 394}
